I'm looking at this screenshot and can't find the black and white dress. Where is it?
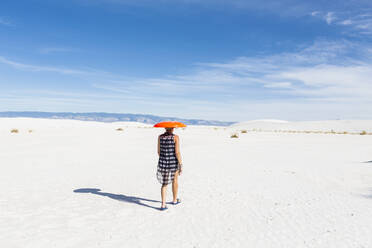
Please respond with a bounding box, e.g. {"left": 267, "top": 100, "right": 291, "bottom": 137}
{"left": 157, "top": 133, "right": 179, "bottom": 185}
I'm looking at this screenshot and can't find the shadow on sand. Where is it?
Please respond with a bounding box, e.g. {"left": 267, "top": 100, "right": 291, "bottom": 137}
{"left": 358, "top": 187, "right": 372, "bottom": 199}
{"left": 74, "top": 188, "right": 161, "bottom": 210}
{"left": 363, "top": 161, "right": 372, "bottom": 163}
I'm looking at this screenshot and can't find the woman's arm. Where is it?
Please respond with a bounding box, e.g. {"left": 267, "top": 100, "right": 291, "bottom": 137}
{"left": 157, "top": 136, "right": 161, "bottom": 156}
{"left": 174, "top": 135, "right": 183, "bottom": 174}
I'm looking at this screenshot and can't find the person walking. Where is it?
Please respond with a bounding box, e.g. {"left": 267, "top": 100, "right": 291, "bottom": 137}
{"left": 155, "top": 124, "right": 184, "bottom": 211}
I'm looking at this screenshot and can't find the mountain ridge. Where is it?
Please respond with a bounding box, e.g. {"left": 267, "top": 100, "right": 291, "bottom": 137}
{"left": 0, "top": 111, "right": 235, "bottom": 126}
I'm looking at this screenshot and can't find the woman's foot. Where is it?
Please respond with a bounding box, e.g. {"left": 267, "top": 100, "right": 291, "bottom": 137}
{"left": 160, "top": 203, "right": 168, "bottom": 211}
{"left": 172, "top": 198, "right": 181, "bottom": 205}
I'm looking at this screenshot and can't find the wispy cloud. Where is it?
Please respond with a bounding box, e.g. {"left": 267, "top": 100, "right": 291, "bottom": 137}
{"left": 40, "top": 47, "right": 76, "bottom": 54}
{"left": 338, "top": 13, "right": 372, "bottom": 34}
{"left": 311, "top": 11, "right": 320, "bottom": 16}
{"left": 82, "top": 0, "right": 372, "bottom": 16}
{"left": 92, "top": 40, "right": 372, "bottom": 105}
{"left": 0, "top": 17, "right": 12, "bottom": 26}
{"left": 2, "top": 39, "right": 372, "bottom": 120}
{"left": 76, "top": 0, "right": 372, "bottom": 27}
{"left": 0, "top": 56, "right": 105, "bottom": 75}
{"left": 311, "top": 11, "right": 372, "bottom": 35}
{"left": 324, "top": 12, "right": 336, "bottom": 24}
{"left": 340, "top": 19, "right": 352, "bottom": 25}
{"left": 202, "top": 41, "right": 372, "bottom": 101}
{"left": 311, "top": 11, "right": 336, "bottom": 24}
{"left": 3, "top": 40, "right": 371, "bottom": 106}
{"left": 263, "top": 82, "right": 292, "bottom": 89}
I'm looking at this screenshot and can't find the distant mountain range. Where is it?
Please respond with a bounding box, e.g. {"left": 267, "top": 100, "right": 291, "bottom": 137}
{"left": 0, "top": 111, "right": 235, "bottom": 126}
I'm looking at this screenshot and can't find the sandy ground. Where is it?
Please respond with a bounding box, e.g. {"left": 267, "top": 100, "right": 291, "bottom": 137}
{"left": 231, "top": 119, "right": 372, "bottom": 133}
{"left": 0, "top": 118, "right": 371, "bottom": 248}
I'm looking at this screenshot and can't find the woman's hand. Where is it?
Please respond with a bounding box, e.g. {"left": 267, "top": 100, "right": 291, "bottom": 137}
{"left": 178, "top": 164, "right": 182, "bottom": 175}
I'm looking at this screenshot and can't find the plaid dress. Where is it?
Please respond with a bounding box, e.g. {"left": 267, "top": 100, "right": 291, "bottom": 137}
{"left": 157, "top": 133, "right": 179, "bottom": 185}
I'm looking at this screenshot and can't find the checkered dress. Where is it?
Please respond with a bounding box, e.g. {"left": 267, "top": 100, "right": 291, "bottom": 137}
{"left": 157, "top": 133, "right": 179, "bottom": 185}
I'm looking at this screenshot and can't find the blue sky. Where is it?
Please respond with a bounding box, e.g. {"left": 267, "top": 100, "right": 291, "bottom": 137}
{"left": 1, "top": 0, "right": 372, "bottom": 121}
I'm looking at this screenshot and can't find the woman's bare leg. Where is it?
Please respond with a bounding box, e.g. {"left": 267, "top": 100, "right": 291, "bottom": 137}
{"left": 172, "top": 171, "right": 179, "bottom": 203}
{"left": 161, "top": 184, "right": 167, "bottom": 207}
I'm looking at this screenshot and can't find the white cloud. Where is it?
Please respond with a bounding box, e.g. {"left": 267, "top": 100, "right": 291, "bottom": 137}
{"left": 263, "top": 82, "right": 292, "bottom": 88}
{"left": 91, "top": 40, "right": 372, "bottom": 108}
{"left": 311, "top": 11, "right": 337, "bottom": 25}
{"left": 324, "top": 12, "right": 336, "bottom": 24}
{"left": 338, "top": 14, "right": 372, "bottom": 34}
{"left": 340, "top": 19, "right": 352, "bottom": 25}
{"left": 311, "top": 11, "right": 320, "bottom": 16}
{"left": 274, "top": 64, "right": 372, "bottom": 99}
{"left": 311, "top": 11, "right": 372, "bottom": 35}
{"left": 2, "top": 40, "right": 372, "bottom": 120}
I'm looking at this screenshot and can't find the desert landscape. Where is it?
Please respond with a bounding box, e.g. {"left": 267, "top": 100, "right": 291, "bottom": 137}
{"left": 3, "top": 0, "right": 372, "bottom": 247}
{"left": 1, "top": 118, "right": 371, "bottom": 247}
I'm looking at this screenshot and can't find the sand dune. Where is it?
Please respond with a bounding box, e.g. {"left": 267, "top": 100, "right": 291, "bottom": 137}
{"left": 1, "top": 118, "right": 371, "bottom": 247}
{"left": 232, "top": 119, "right": 372, "bottom": 133}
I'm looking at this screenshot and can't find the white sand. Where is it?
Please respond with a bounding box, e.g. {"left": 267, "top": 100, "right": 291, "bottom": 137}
{"left": 1, "top": 118, "right": 371, "bottom": 247}
{"left": 231, "top": 119, "right": 372, "bottom": 133}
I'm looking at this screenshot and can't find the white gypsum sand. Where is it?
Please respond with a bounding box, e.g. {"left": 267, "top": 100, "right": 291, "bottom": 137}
{"left": 231, "top": 119, "right": 372, "bottom": 134}
{"left": 0, "top": 118, "right": 371, "bottom": 248}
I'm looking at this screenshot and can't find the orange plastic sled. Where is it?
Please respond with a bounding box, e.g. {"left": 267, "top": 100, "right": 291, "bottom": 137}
{"left": 153, "top": 121, "right": 187, "bottom": 128}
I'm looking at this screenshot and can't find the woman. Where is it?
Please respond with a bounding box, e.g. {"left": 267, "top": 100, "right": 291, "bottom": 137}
{"left": 157, "top": 127, "right": 183, "bottom": 210}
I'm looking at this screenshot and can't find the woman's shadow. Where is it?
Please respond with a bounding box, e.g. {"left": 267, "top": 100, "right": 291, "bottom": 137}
{"left": 74, "top": 188, "right": 161, "bottom": 210}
